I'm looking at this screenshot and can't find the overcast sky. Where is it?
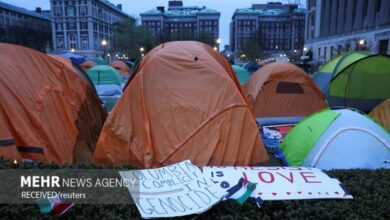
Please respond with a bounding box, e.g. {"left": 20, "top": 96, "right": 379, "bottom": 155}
{"left": 2, "top": 0, "right": 305, "bottom": 47}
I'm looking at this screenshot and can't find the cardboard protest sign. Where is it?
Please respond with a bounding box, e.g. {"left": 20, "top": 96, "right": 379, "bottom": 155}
{"left": 120, "top": 160, "right": 225, "bottom": 218}
{"left": 203, "top": 166, "right": 353, "bottom": 201}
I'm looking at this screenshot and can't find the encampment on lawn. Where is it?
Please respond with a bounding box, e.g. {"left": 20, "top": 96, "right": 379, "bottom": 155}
{"left": 93, "top": 41, "right": 269, "bottom": 168}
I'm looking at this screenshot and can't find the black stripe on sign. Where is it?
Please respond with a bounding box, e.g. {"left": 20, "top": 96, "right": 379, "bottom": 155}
{"left": 0, "top": 139, "right": 15, "bottom": 146}
{"left": 17, "top": 146, "right": 44, "bottom": 154}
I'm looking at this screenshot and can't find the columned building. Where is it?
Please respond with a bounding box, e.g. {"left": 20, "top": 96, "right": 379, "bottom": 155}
{"left": 305, "top": 0, "right": 390, "bottom": 62}
{"left": 0, "top": 2, "right": 51, "bottom": 52}
{"left": 50, "top": 0, "right": 130, "bottom": 57}
{"left": 230, "top": 2, "right": 305, "bottom": 58}
{"left": 140, "top": 1, "right": 220, "bottom": 42}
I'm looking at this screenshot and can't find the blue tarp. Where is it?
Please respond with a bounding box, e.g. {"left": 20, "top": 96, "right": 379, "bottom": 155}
{"left": 60, "top": 52, "right": 86, "bottom": 66}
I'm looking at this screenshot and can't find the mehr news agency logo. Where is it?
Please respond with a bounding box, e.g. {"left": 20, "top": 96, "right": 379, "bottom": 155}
{"left": 20, "top": 175, "right": 137, "bottom": 199}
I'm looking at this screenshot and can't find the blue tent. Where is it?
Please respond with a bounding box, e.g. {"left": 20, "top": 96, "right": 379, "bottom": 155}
{"left": 60, "top": 52, "right": 86, "bottom": 66}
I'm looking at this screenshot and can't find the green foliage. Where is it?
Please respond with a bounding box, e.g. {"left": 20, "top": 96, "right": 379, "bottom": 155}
{"left": 158, "top": 29, "right": 215, "bottom": 47}
{"left": 0, "top": 158, "right": 388, "bottom": 219}
{"left": 240, "top": 33, "right": 263, "bottom": 61}
{"left": 111, "top": 17, "right": 217, "bottom": 59}
{"left": 111, "top": 17, "right": 159, "bottom": 60}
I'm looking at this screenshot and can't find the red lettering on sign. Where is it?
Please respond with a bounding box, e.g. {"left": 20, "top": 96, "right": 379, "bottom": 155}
{"left": 276, "top": 172, "right": 294, "bottom": 183}
{"left": 258, "top": 172, "right": 275, "bottom": 183}
{"left": 299, "top": 172, "right": 322, "bottom": 183}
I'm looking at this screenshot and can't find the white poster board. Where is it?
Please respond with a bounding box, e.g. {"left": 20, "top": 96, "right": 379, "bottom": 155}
{"left": 120, "top": 160, "right": 225, "bottom": 218}
{"left": 203, "top": 166, "right": 353, "bottom": 201}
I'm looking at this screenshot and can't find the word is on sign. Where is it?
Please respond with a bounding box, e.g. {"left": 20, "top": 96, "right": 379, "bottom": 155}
{"left": 120, "top": 160, "right": 225, "bottom": 219}
{"left": 203, "top": 166, "right": 353, "bottom": 201}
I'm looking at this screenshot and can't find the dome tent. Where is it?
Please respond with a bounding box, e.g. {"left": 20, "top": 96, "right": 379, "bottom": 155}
{"left": 232, "top": 64, "right": 251, "bottom": 85}
{"left": 85, "top": 56, "right": 106, "bottom": 65}
{"left": 0, "top": 116, "right": 20, "bottom": 161}
{"left": 369, "top": 97, "right": 390, "bottom": 132}
{"left": 60, "top": 52, "right": 85, "bottom": 66}
{"left": 86, "top": 65, "right": 123, "bottom": 85}
{"left": 80, "top": 61, "right": 97, "bottom": 72}
{"left": 109, "top": 60, "right": 131, "bottom": 77}
{"left": 243, "top": 62, "right": 327, "bottom": 118}
{"left": 0, "top": 44, "right": 106, "bottom": 164}
{"left": 93, "top": 41, "right": 269, "bottom": 168}
{"left": 313, "top": 52, "right": 390, "bottom": 112}
{"left": 49, "top": 55, "right": 97, "bottom": 94}
{"left": 280, "top": 108, "right": 390, "bottom": 170}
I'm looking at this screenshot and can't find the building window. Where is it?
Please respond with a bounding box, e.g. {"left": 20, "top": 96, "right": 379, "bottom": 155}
{"left": 379, "top": 39, "right": 389, "bottom": 55}
{"left": 56, "top": 22, "right": 62, "bottom": 31}
{"left": 80, "top": 6, "right": 87, "bottom": 16}
{"left": 324, "top": 47, "right": 327, "bottom": 60}
{"left": 68, "top": 6, "right": 75, "bottom": 16}
{"left": 318, "top": 48, "right": 321, "bottom": 59}
{"left": 82, "top": 37, "right": 88, "bottom": 50}
{"left": 54, "top": 7, "right": 62, "bottom": 16}
{"left": 376, "top": 0, "right": 381, "bottom": 13}
{"left": 330, "top": 46, "right": 334, "bottom": 58}
{"left": 57, "top": 38, "right": 64, "bottom": 49}
{"left": 68, "top": 33, "right": 77, "bottom": 49}
{"left": 69, "top": 34, "right": 76, "bottom": 42}
{"left": 68, "top": 22, "right": 76, "bottom": 30}
{"left": 80, "top": 22, "right": 88, "bottom": 30}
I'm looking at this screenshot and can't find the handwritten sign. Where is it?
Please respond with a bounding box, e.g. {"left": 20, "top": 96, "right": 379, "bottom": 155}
{"left": 203, "top": 166, "right": 353, "bottom": 201}
{"left": 120, "top": 161, "right": 225, "bottom": 218}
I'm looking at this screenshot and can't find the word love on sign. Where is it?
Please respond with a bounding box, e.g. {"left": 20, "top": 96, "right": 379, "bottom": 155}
{"left": 120, "top": 161, "right": 225, "bottom": 219}
{"left": 202, "top": 166, "right": 353, "bottom": 201}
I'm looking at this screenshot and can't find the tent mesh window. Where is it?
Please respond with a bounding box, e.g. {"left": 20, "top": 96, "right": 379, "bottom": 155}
{"left": 276, "top": 81, "right": 304, "bottom": 94}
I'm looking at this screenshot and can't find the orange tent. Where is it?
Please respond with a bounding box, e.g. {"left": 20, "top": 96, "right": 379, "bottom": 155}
{"left": 243, "top": 62, "right": 327, "bottom": 118}
{"left": 93, "top": 41, "right": 268, "bottom": 168}
{"left": 369, "top": 98, "right": 390, "bottom": 132}
{"left": 109, "top": 60, "right": 131, "bottom": 77}
{"left": 0, "top": 43, "right": 106, "bottom": 164}
{"left": 0, "top": 116, "right": 21, "bottom": 161}
{"left": 80, "top": 61, "right": 97, "bottom": 72}
{"left": 48, "top": 54, "right": 73, "bottom": 67}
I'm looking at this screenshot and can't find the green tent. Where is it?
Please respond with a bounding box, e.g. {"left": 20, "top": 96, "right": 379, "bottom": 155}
{"left": 86, "top": 65, "right": 123, "bottom": 85}
{"left": 279, "top": 108, "right": 390, "bottom": 170}
{"left": 232, "top": 65, "right": 251, "bottom": 85}
{"left": 279, "top": 108, "right": 339, "bottom": 166}
{"left": 313, "top": 52, "right": 390, "bottom": 112}
{"left": 85, "top": 56, "right": 106, "bottom": 65}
